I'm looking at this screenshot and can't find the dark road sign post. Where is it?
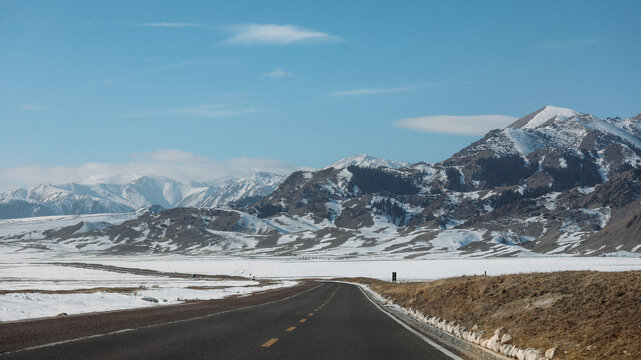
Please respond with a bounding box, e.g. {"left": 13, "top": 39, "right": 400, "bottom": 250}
{"left": 392, "top": 272, "right": 397, "bottom": 282}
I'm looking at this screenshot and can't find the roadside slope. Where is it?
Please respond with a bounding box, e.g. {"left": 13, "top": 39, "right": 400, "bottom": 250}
{"left": 353, "top": 271, "right": 641, "bottom": 359}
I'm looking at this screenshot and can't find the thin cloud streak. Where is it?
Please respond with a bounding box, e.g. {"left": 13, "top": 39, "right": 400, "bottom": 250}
{"left": 330, "top": 86, "right": 416, "bottom": 97}
{"left": 330, "top": 83, "right": 441, "bottom": 97}
{"left": 19, "top": 104, "right": 50, "bottom": 111}
{"left": 222, "top": 24, "right": 341, "bottom": 45}
{"left": 264, "top": 68, "right": 294, "bottom": 78}
{"left": 131, "top": 22, "right": 209, "bottom": 28}
{"left": 138, "top": 59, "right": 202, "bottom": 74}
{"left": 542, "top": 38, "right": 598, "bottom": 49}
{"left": 100, "top": 59, "right": 201, "bottom": 84}
{"left": 395, "top": 115, "right": 517, "bottom": 135}
{"left": 126, "top": 22, "right": 341, "bottom": 46}
{"left": 122, "top": 104, "right": 257, "bottom": 119}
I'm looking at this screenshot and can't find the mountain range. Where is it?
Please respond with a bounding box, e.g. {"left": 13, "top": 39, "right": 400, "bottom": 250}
{"left": 3, "top": 106, "right": 641, "bottom": 258}
{"left": 0, "top": 172, "right": 285, "bottom": 219}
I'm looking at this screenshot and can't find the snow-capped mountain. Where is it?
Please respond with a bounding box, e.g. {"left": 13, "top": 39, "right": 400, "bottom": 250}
{"left": 443, "top": 105, "right": 641, "bottom": 190}
{"left": 507, "top": 105, "right": 580, "bottom": 129}
{"left": 4, "top": 106, "right": 641, "bottom": 258}
{"left": 0, "top": 184, "right": 135, "bottom": 219}
{"left": 178, "top": 172, "right": 285, "bottom": 208}
{"left": 325, "top": 153, "right": 408, "bottom": 170}
{"left": 0, "top": 173, "right": 286, "bottom": 219}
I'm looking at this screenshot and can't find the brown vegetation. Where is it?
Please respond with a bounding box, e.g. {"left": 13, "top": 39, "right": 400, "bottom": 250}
{"left": 351, "top": 271, "right": 641, "bottom": 359}
{"left": 0, "top": 286, "right": 145, "bottom": 295}
{"left": 51, "top": 262, "right": 247, "bottom": 280}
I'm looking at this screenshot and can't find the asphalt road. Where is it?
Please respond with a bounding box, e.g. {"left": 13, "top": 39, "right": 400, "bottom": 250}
{"left": 2, "top": 282, "right": 460, "bottom": 360}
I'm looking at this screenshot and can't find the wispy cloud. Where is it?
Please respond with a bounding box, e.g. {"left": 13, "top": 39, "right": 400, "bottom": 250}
{"left": 122, "top": 104, "right": 257, "bottom": 119}
{"left": 264, "top": 68, "right": 294, "bottom": 78}
{"left": 542, "top": 38, "right": 598, "bottom": 50}
{"left": 330, "top": 86, "right": 416, "bottom": 97}
{"left": 395, "top": 115, "right": 517, "bottom": 136}
{"left": 222, "top": 24, "right": 341, "bottom": 45}
{"left": 125, "top": 22, "right": 341, "bottom": 46}
{"left": 137, "top": 59, "right": 202, "bottom": 74}
{"left": 100, "top": 59, "right": 201, "bottom": 84}
{"left": 130, "top": 22, "right": 209, "bottom": 28}
{"left": 19, "top": 104, "right": 50, "bottom": 111}
{"left": 329, "top": 83, "right": 440, "bottom": 97}
{"left": 0, "top": 150, "right": 304, "bottom": 191}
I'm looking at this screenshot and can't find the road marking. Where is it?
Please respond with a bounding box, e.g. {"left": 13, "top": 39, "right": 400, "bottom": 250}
{"left": 285, "top": 326, "right": 296, "bottom": 332}
{"left": 308, "top": 313, "right": 314, "bottom": 316}
{"left": 299, "top": 318, "right": 307, "bottom": 323}
{"left": 261, "top": 338, "right": 279, "bottom": 347}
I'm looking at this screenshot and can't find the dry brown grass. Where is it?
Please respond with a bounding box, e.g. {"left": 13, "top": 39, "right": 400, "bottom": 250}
{"left": 347, "top": 271, "right": 641, "bottom": 359}
{"left": 0, "top": 286, "right": 146, "bottom": 295}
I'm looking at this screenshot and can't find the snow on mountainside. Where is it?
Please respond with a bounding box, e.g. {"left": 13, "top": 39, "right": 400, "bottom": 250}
{"left": 464, "top": 105, "right": 641, "bottom": 157}
{"left": 0, "top": 173, "right": 287, "bottom": 219}
{"left": 178, "top": 172, "right": 285, "bottom": 208}
{"left": 2, "top": 106, "right": 641, "bottom": 258}
{"left": 507, "top": 105, "right": 580, "bottom": 129}
{"left": 325, "top": 153, "right": 409, "bottom": 170}
{"left": 445, "top": 106, "right": 641, "bottom": 189}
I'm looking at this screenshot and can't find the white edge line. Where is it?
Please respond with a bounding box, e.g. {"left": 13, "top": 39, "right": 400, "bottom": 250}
{"left": 349, "top": 282, "right": 463, "bottom": 360}
{"left": 3, "top": 282, "right": 323, "bottom": 356}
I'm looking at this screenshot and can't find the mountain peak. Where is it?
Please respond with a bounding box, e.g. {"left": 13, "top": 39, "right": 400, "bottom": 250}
{"left": 326, "top": 154, "right": 408, "bottom": 170}
{"left": 76, "top": 173, "right": 145, "bottom": 185}
{"left": 508, "top": 105, "right": 580, "bottom": 129}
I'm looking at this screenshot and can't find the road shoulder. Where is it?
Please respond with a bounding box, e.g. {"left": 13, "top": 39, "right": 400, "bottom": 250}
{"left": 343, "top": 281, "right": 508, "bottom": 360}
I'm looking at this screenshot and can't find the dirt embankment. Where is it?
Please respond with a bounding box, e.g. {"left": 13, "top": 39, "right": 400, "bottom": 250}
{"left": 351, "top": 271, "right": 641, "bottom": 359}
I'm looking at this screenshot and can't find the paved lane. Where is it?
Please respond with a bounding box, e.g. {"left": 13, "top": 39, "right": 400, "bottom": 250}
{"left": 2, "top": 283, "right": 460, "bottom": 360}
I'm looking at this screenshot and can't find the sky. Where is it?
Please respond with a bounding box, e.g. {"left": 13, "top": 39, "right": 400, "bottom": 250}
{"left": 1, "top": 0, "right": 641, "bottom": 190}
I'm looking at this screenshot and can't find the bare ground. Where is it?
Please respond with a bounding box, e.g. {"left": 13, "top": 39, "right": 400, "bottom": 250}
{"left": 47, "top": 262, "right": 248, "bottom": 280}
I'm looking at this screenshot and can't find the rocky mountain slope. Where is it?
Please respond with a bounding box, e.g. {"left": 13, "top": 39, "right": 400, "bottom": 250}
{"left": 3, "top": 106, "right": 641, "bottom": 258}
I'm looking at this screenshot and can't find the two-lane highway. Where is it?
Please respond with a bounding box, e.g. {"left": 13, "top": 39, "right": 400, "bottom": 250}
{"left": 2, "top": 283, "right": 460, "bottom": 359}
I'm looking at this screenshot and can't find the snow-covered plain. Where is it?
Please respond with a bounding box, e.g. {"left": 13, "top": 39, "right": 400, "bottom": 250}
{"left": 2, "top": 252, "right": 641, "bottom": 322}
{"left": 0, "top": 261, "right": 296, "bottom": 322}
{"left": 86, "top": 255, "right": 641, "bottom": 280}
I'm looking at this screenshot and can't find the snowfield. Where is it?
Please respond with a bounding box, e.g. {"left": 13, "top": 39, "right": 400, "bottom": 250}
{"left": 0, "top": 261, "right": 297, "bottom": 322}
{"left": 1, "top": 253, "right": 640, "bottom": 322}
{"left": 85, "top": 255, "right": 641, "bottom": 280}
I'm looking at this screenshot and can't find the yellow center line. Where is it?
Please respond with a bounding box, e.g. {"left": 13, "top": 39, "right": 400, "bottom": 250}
{"left": 299, "top": 318, "right": 307, "bottom": 323}
{"left": 261, "top": 338, "right": 279, "bottom": 347}
{"left": 308, "top": 313, "right": 314, "bottom": 316}
{"left": 285, "top": 326, "right": 296, "bottom": 332}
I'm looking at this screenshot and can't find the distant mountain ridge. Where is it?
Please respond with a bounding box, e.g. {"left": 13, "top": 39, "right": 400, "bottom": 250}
{"left": 0, "top": 173, "right": 286, "bottom": 219}
{"left": 3, "top": 106, "right": 641, "bottom": 258}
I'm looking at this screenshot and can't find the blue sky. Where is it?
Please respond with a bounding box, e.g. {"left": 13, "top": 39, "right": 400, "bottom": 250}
{"left": 1, "top": 0, "right": 641, "bottom": 189}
